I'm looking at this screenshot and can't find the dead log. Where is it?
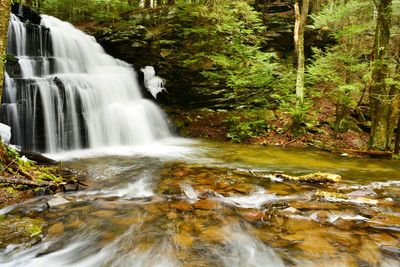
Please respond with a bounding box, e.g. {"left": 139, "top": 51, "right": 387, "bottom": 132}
{"left": 18, "top": 150, "right": 59, "bottom": 165}
{"left": 0, "top": 176, "right": 61, "bottom": 187}
{"left": 342, "top": 149, "right": 393, "bottom": 158}
{"left": 276, "top": 172, "right": 341, "bottom": 183}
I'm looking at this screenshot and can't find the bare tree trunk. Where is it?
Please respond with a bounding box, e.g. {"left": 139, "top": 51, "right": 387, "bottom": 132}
{"left": 294, "top": 0, "right": 310, "bottom": 104}
{"left": 0, "top": 0, "right": 12, "bottom": 104}
{"left": 368, "top": 0, "right": 392, "bottom": 150}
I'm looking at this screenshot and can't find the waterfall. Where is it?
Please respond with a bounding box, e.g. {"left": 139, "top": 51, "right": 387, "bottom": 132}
{"left": 2, "top": 14, "right": 171, "bottom": 152}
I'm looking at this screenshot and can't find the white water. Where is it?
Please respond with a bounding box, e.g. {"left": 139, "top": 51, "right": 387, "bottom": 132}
{"left": 3, "top": 14, "right": 171, "bottom": 152}
{"left": 141, "top": 66, "right": 167, "bottom": 99}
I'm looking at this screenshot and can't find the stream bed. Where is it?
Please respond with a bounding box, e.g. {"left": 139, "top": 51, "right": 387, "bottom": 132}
{"left": 1, "top": 139, "right": 400, "bottom": 266}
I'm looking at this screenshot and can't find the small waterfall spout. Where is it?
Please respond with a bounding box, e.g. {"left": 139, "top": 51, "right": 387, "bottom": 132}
{"left": 2, "top": 13, "right": 171, "bottom": 152}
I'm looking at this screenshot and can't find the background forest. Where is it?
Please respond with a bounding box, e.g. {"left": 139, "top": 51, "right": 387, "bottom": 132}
{"left": 11, "top": 0, "right": 400, "bottom": 155}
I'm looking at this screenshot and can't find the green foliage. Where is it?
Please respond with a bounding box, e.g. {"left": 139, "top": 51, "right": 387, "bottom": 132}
{"left": 281, "top": 101, "right": 312, "bottom": 136}
{"left": 311, "top": 0, "right": 374, "bottom": 41}
{"left": 40, "top": 0, "right": 137, "bottom": 23}
{"left": 225, "top": 115, "right": 269, "bottom": 142}
{"left": 307, "top": 0, "right": 380, "bottom": 132}
{"left": 166, "top": 0, "right": 278, "bottom": 106}
{"left": 307, "top": 46, "right": 367, "bottom": 110}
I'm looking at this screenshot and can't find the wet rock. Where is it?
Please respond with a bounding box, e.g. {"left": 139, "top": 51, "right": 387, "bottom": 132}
{"left": 267, "top": 183, "right": 293, "bottom": 195}
{"left": 111, "top": 216, "right": 141, "bottom": 226}
{"left": 357, "top": 206, "right": 379, "bottom": 217}
{"left": 238, "top": 208, "right": 265, "bottom": 221}
{"left": 285, "top": 230, "right": 337, "bottom": 255}
{"left": 99, "top": 232, "right": 117, "bottom": 245}
{"left": 171, "top": 201, "right": 194, "bottom": 212}
{"left": 316, "top": 190, "right": 379, "bottom": 205}
{"left": 47, "top": 222, "right": 64, "bottom": 236}
{"left": 199, "top": 226, "right": 224, "bottom": 243}
{"left": 368, "top": 213, "right": 400, "bottom": 231}
{"left": 328, "top": 230, "right": 360, "bottom": 247}
{"left": 332, "top": 217, "right": 355, "bottom": 230}
{"left": 92, "top": 210, "right": 116, "bottom": 218}
{"left": 290, "top": 201, "right": 340, "bottom": 210}
{"left": 347, "top": 189, "right": 377, "bottom": 197}
{"left": 143, "top": 203, "right": 162, "bottom": 214}
{"left": 379, "top": 245, "right": 400, "bottom": 256}
{"left": 194, "top": 199, "right": 221, "bottom": 210}
{"left": 284, "top": 217, "right": 321, "bottom": 233}
{"left": 280, "top": 207, "right": 301, "bottom": 216}
{"left": 309, "top": 210, "right": 332, "bottom": 224}
{"left": 198, "top": 190, "right": 217, "bottom": 199}
{"left": 0, "top": 217, "right": 43, "bottom": 248}
{"left": 167, "top": 212, "right": 178, "bottom": 220}
{"left": 358, "top": 239, "right": 380, "bottom": 266}
{"left": 66, "top": 219, "right": 84, "bottom": 228}
{"left": 46, "top": 195, "right": 70, "bottom": 208}
{"left": 226, "top": 183, "right": 252, "bottom": 194}
{"left": 194, "top": 209, "right": 216, "bottom": 218}
{"left": 216, "top": 181, "right": 230, "bottom": 189}
{"left": 298, "top": 235, "right": 337, "bottom": 255}
{"left": 174, "top": 170, "right": 190, "bottom": 177}
{"left": 277, "top": 172, "right": 341, "bottom": 183}
{"left": 369, "top": 233, "right": 399, "bottom": 248}
{"left": 63, "top": 183, "right": 79, "bottom": 192}
{"left": 180, "top": 183, "right": 198, "bottom": 201}
{"left": 173, "top": 232, "right": 195, "bottom": 248}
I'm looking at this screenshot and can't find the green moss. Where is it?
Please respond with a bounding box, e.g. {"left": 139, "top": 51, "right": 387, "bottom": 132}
{"left": 26, "top": 222, "right": 42, "bottom": 237}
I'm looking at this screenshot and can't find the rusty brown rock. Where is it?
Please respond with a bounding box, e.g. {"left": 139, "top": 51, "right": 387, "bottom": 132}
{"left": 194, "top": 199, "right": 221, "bottom": 210}
{"left": 171, "top": 201, "right": 194, "bottom": 211}
{"left": 290, "top": 201, "right": 340, "bottom": 210}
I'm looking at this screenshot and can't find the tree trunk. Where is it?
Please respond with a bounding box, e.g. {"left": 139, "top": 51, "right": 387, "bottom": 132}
{"left": 395, "top": 113, "right": 400, "bottom": 155}
{"left": 144, "top": 0, "right": 151, "bottom": 8}
{"left": 294, "top": 0, "right": 310, "bottom": 104}
{"left": 368, "top": 0, "right": 392, "bottom": 150}
{"left": 0, "top": 0, "right": 12, "bottom": 104}
{"left": 393, "top": 35, "right": 400, "bottom": 154}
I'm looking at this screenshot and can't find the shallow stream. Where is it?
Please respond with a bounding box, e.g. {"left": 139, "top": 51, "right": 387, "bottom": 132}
{"left": 1, "top": 139, "right": 400, "bottom": 266}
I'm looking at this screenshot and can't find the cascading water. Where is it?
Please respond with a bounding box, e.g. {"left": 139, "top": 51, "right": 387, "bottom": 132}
{"left": 2, "top": 13, "right": 171, "bottom": 152}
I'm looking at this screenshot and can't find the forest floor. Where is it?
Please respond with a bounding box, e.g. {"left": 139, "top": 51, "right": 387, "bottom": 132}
{"left": 167, "top": 97, "right": 373, "bottom": 156}
{"left": 0, "top": 144, "right": 81, "bottom": 209}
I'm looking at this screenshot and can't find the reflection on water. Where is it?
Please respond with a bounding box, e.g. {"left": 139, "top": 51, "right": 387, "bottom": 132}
{"left": 1, "top": 140, "right": 399, "bottom": 266}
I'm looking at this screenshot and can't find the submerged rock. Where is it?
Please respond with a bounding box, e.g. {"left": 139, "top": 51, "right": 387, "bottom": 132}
{"left": 173, "top": 232, "right": 195, "bottom": 248}
{"left": 368, "top": 213, "right": 400, "bottom": 231}
{"left": 171, "top": 200, "right": 194, "bottom": 211}
{"left": 194, "top": 199, "right": 221, "bottom": 210}
{"left": 47, "top": 222, "right": 64, "bottom": 237}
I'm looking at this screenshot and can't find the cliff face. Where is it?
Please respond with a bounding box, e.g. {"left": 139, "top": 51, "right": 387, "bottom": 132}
{"left": 87, "top": 1, "right": 334, "bottom": 109}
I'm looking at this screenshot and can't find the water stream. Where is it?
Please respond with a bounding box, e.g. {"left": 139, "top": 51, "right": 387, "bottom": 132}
{"left": 1, "top": 141, "right": 400, "bottom": 266}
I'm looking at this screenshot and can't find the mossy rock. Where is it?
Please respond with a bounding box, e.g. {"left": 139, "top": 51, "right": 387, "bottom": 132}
{"left": 0, "top": 217, "right": 43, "bottom": 248}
